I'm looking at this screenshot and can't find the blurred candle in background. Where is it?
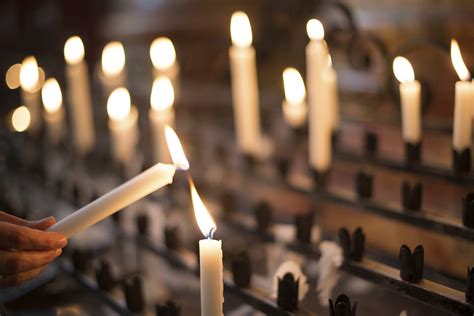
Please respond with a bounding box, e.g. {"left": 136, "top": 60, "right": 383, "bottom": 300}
{"left": 150, "top": 37, "right": 180, "bottom": 98}
{"left": 64, "top": 36, "right": 95, "bottom": 155}
{"left": 325, "top": 55, "right": 340, "bottom": 132}
{"left": 10, "top": 106, "right": 31, "bottom": 133}
{"left": 101, "top": 41, "right": 126, "bottom": 92}
{"left": 282, "top": 67, "right": 307, "bottom": 129}
{"left": 19, "top": 56, "right": 41, "bottom": 135}
{"left": 41, "top": 78, "right": 65, "bottom": 145}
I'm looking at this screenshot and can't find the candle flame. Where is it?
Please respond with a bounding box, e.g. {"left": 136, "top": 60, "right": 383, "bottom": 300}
{"left": 6, "top": 63, "right": 21, "bottom": 89}
{"left": 150, "top": 37, "right": 177, "bottom": 70}
{"left": 231, "top": 11, "right": 252, "bottom": 48}
{"left": 393, "top": 56, "right": 415, "bottom": 83}
{"left": 11, "top": 106, "right": 31, "bottom": 132}
{"left": 102, "top": 41, "right": 126, "bottom": 77}
{"left": 151, "top": 76, "right": 174, "bottom": 111}
{"left": 283, "top": 67, "right": 306, "bottom": 105}
{"left": 107, "top": 87, "right": 131, "bottom": 121}
{"left": 306, "top": 19, "right": 324, "bottom": 41}
{"left": 164, "top": 125, "right": 189, "bottom": 170}
{"left": 64, "top": 36, "right": 85, "bottom": 65}
{"left": 42, "top": 78, "right": 63, "bottom": 113}
{"left": 450, "top": 39, "right": 470, "bottom": 81}
{"left": 189, "top": 177, "right": 217, "bottom": 238}
{"left": 19, "top": 56, "right": 39, "bottom": 92}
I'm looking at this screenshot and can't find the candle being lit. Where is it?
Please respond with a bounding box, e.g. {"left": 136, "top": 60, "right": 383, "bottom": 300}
{"left": 41, "top": 78, "right": 65, "bottom": 144}
{"left": 64, "top": 36, "right": 95, "bottom": 155}
{"left": 19, "top": 56, "right": 42, "bottom": 135}
{"left": 229, "top": 11, "right": 262, "bottom": 156}
{"left": 282, "top": 67, "right": 307, "bottom": 128}
{"left": 101, "top": 41, "right": 126, "bottom": 92}
{"left": 10, "top": 106, "right": 31, "bottom": 133}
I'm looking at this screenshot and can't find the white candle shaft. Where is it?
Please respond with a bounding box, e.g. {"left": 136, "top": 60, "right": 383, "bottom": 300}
{"left": 453, "top": 81, "right": 474, "bottom": 151}
{"left": 49, "top": 163, "right": 175, "bottom": 238}
{"left": 66, "top": 61, "right": 95, "bottom": 155}
{"left": 21, "top": 90, "right": 41, "bottom": 135}
{"left": 44, "top": 107, "right": 65, "bottom": 145}
{"left": 325, "top": 66, "right": 340, "bottom": 131}
{"left": 149, "top": 108, "right": 175, "bottom": 163}
{"left": 229, "top": 46, "right": 262, "bottom": 155}
{"left": 400, "top": 80, "right": 421, "bottom": 144}
{"left": 199, "top": 239, "right": 223, "bottom": 316}
{"left": 109, "top": 107, "right": 138, "bottom": 165}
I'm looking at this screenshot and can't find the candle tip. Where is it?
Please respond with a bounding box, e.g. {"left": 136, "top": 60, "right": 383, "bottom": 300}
{"left": 165, "top": 125, "right": 189, "bottom": 170}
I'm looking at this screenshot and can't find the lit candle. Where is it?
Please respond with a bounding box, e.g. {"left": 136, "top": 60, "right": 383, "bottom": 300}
{"left": 229, "top": 11, "right": 262, "bottom": 156}
{"left": 393, "top": 56, "right": 421, "bottom": 145}
{"left": 9, "top": 106, "right": 31, "bottom": 133}
{"left": 107, "top": 87, "right": 138, "bottom": 165}
{"left": 189, "top": 177, "right": 223, "bottom": 316}
{"left": 101, "top": 41, "right": 126, "bottom": 93}
{"left": 150, "top": 37, "right": 180, "bottom": 97}
{"left": 41, "top": 78, "right": 65, "bottom": 145}
{"left": 149, "top": 76, "right": 175, "bottom": 163}
{"left": 64, "top": 36, "right": 96, "bottom": 155}
{"left": 306, "top": 19, "right": 331, "bottom": 172}
{"left": 450, "top": 39, "right": 473, "bottom": 153}
{"left": 19, "top": 56, "right": 41, "bottom": 135}
{"left": 325, "top": 56, "right": 340, "bottom": 132}
{"left": 282, "top": 67, "right": 307, "bottom": 128}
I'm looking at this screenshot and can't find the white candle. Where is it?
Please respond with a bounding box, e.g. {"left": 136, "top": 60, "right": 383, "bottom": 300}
{"left": 149, "top": 76, "right": 175, "bottom": 163}
{"left": 189, "top": 178, "right": 223, "bottom": 316}
{"left": 306, "top": 19, "right": 331, "bottom": 172}
{"left": 229, "top": 11, "right": 262, "bottom": 156}
{"left": 19, "top": 56, "right": 41, "bottom": 135}
{"left": 41, "top": 78, "right": 65, "bottom": 145}
{"left": 325, "top": 56, "right": 340, "bottom": 131}
{"left": 101, "top": 41, "right": 126, "bottom": 93}
{"left": 64, "top": 36, "right": 96, "bottom": 155}
{"left": 107, "top": 87, "right": 138, "bottom": 165}
{"left": 393, "top": 56, "right": 421, "bottom": 144}
{"left": 150, "top": 37, "right": 180, "bottom": 96}
{"left": 282, "top": 67, "right": 307, "bottom": 128}
{"left": 451, "top": 39, "right": 473, "bottom": 151}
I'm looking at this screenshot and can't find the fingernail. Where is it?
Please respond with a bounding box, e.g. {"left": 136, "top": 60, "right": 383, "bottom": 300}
{"left": 55, "top": 237, "right": 67, "bottom": 248}
{"left": 55, "top": 249, "right": 62, "bottom": 256}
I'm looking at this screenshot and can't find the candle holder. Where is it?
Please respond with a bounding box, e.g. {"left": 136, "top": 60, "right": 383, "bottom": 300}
{"left": 401, "top": 181, "right": 422, "bottom": 211}
{"left": 136, "top": 213, "right": 149, "bottom": 236}
{"left": 95, "top": 260, "right": 115, "bottom": 291}
{"left": 329, "top": 294, "right": 357, "bottom": 316}
{"left": 338, "top": 227, "right": 365, "bottom": 262}
{"left": 254, "top": 201, "right": 272, "bottom": 232}
{"left": 364, "top": 131, "right": 378, "bottom": 158}
{"left": 231, "top": 251, "right": 252, "bottom": 288}
{"left": 466, "top": 267, "right": 474, "bottom": 304}
{"left": 164, "top": 225, "right": 181, "bottom": 250}
{"left": 277, "top": 272, "right": 299, "bottom": 312}
{"left": 452, "top": 148, "right": 471, "bottom": 175}
{"left": 294, "top": 212, "right": 314, "bottom": 244}
{"left": 355, "top": 171, "right": 373, "bottom": 199}
{"left": 399, "top": 245, "right": 424, "bottom": 283}
{"left": 462, "top": 193, "right": 474, "bottom": 228}
{"left": 311, "top": 169, "right": 329, "bottom": 191}
{"left": 404, "top": 142, "right": 421, "bottom": 167}
{"left": 123, "top": 276, "right": 144, "bottom": 313}
{"left": 155, "top": 300, "right": 181, "bottom": 316}
{"left": 71, "top": 248, "right": 90, "bottom": 273}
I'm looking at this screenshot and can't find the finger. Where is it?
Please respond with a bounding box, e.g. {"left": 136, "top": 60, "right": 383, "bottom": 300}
{"left": 26, "top": 217, "right": 56, "bottom": 230}
{"left": 0, "top": 222, "right": 67, "bottom": 251}
{"left": 0, "top": 248, "right": 61, "bottom": 275}
{"left": 0, "top": 265, "right": 48, "bottom": 288}
{"left": 0, "top": 211, "right": 27, "bottom": 225}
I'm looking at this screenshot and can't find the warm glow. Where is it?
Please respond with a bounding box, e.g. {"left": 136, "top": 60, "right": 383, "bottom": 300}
{"left": 19, "top": 56, "right": 39, "bottom": 92}
{"left": 150, "top": 37, "right": 176, "bottom": 70}
{"left": 11, "top": 106, "right": 31, "bottom": 132}
{"left": 393, "top": 56, "right": 415, "bottom": 83}
{"left": 102, "top": 41, "right": 126, "bottom": 77}
{"left": 306, "top": 19, "right": 324, "bottom": 41}
{"left": 107, "top": 87, "right": 131, "bottom": 121}
{"left": 64, "top": 36, "right": 85, "bottom": 65}
{"left": 189, "top": 177, "right": 217, "bottom": 238}
{"left": 450, "top": 39, "right": 470, "bottom": 81}
{"left": 151, "top": 77, "right": 174, "bottom": 111}
{"left": 41, "top": 78, "right": 63, "bottom": 113}
{"left": 165, "top": 125, "right": 189, "bottom": 170}
{"left": 5, "top": 63, "right": 21, "bottom": 89}
{"left": 283, "top": 67, "right": 306, "bottom": 104}
{"left": 230, "top": 11, "right": 252, "bottom": 48}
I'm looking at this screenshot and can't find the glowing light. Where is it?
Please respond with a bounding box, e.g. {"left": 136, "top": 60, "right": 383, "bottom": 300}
{"left": 150, "top": 37, "right": 176, "bottom": 70}
{"left": 189, "top": 177, "right": 217, "bottom": 238}
{"left": 230, "top": 11, "right": 252, "bottom": 48}
{"left": 11, "top": 106, "right": 31, "bottom": 132}
{"left": 450, "top": 39, "right": 470, "bottom": 81}
{"left": 283, "top": 67, "right": 306, "bottom": 104}
{"left": 165, "top": 125, "right": 189, "bottom": 170}
{"left": 64, "top": 36, "right": 85, "bottom": 65}
{"left": 102, "top": 41, "right": 126, "bottom": 77}
{"left": 5, "top": 63, "right": 21, "bottom": 89}
{"left": 151, "top": 77, "right": 174, "bottom": 111}
{"left": 306, "top": 19, "right": 324, "bottom": 41}
{"left": 41, "top": 78, "right": 63, "bottom": 113}
{"left": 107, "top": 87, "right": 131, "bottom": 121}
{"left": 19, "top": 56, "right": 39, "bottom": 92}
{"left": 393, "top": 56, "right": 415, "bottom": 83}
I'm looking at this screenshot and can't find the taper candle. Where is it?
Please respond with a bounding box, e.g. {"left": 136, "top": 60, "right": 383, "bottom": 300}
{"left": 325, "top": 56, "right": 340, "bottom": 132}
{"left": 282, "top": 67, "right": 307, "bottom": 128}
{"left": 101, "top": 41, "right": 126, "bottom": 93}
{"left": 19, "top": 56, "right": 41, "bottom": 135}
{"left": 150, "top": 37, "right": 180, "bottom": 97}
{"left": 41, "top": 78, "right": 65, "bottom": 145}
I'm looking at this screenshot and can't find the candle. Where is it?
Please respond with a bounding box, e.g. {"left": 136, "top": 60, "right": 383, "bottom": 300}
{"left": 10, "top": 106, "right": 31, "bottom": 133}
{"left": 229, "top": 11, "right": 262, "bottom": 156}
{"left": 189, "top": 177, "right": 223, "bottom": 316}
{"left": 101, "top": 41, "right": 126, "bottom": 93}
{"left": 325, "top": 56, "right": 340, "bottom": 132}
{"left": 306, "top": 19, "right": 331, "bottom": 172}
{"left": 392, "top": 56, "right": 421, "bottom": 145}
{"left": 41, "top": 78, "right": 65, "bottom": 145}
{"left": 282, "top": 67, "right": 307, "bottom": 128}
{"left": 107, "top": 87, "right": 138, "bottom": 165}
{"left": 451, "top": 39, "right": 473, "bottom": 152}
{"left": 149, "top": 76, "right": 175, "bottom": 163}
{"left": 150, "top": 37, "right": 180, "bottom": 97}
{"left": 64, "top": 36, "right": 96, "bottom": 155}
{"left": 19, "top": 56, "right": 41, "bottom": 135}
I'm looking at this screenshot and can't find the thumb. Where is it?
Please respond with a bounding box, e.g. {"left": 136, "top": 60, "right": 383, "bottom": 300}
{"left": 26, "top": 216, "right": 56, "bottom": 231}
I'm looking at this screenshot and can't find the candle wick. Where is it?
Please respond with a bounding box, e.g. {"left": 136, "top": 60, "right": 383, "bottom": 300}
{"left": 208, "top": 227, "right": 215, "bottom": 240}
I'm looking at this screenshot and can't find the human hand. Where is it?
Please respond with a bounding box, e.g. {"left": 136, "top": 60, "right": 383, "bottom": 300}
{"left": 0, "top": 211, "right": 67, "bottom": 288}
